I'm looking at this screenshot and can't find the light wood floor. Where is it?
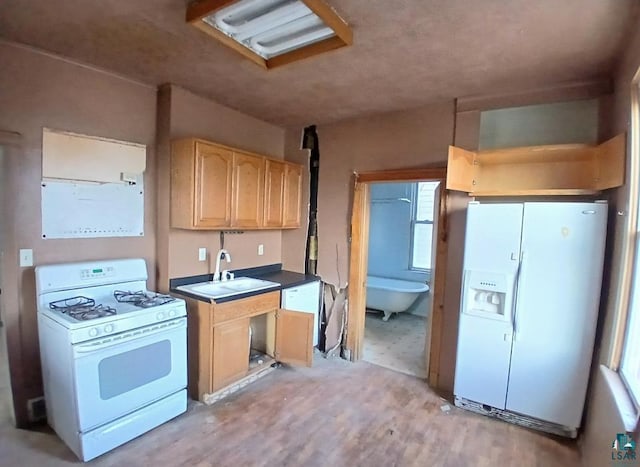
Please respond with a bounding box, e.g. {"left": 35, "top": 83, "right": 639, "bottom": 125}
{"left": 0, "top": 357, "right": 580, "bottom": 466}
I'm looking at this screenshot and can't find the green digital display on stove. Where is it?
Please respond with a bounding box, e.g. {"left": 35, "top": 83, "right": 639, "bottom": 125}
{"left": 92, "top": 268, "right": 103, "bottom": 273}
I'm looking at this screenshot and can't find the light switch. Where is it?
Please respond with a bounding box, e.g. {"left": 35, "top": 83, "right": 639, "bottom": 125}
{"left": 19, "top": 249, "right": 33, "bottom": 267}
{"left": 198, "top": 248, "right": 207, "bottom": 262}
{"left": 258, "top": 244, "right": 264, "bottom": 256}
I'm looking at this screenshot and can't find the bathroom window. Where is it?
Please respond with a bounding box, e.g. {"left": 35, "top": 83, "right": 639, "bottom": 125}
{"left": 410, "top": 182, "right": 440, "bottom": 270}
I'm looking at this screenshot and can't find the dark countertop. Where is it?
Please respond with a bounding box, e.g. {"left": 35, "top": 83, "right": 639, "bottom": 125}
{"left": 169, "top": 263, "right": 320, "bottom": 304}
{"left": 245, "top": 269, "right": 318, "bottom": 289}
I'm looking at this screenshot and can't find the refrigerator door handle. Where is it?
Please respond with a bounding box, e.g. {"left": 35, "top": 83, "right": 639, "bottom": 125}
{"left": 512, "top": 250, "right": 527, "bottom": 341}
{"left": 503, "top": 260, "right": 522, "bottom": 342}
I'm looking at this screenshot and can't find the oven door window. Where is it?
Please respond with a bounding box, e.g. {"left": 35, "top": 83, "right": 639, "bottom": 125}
{"left": 99, "top": 340, "right": 172, "bottom": 399}
{"left": 73, "top": 320, "right": 187, "bottom": 432}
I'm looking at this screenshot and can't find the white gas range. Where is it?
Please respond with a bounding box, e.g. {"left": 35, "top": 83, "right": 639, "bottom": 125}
{"left": 36, "top": 258, "right": 187, "bottom": 462}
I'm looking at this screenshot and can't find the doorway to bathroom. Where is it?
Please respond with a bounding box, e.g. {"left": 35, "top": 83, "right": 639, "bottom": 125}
{"left": 361, "top": 181, "right": 440, "bottom": 378}
{"left": 346, "top": 168, "right": 448, "bottom": 387}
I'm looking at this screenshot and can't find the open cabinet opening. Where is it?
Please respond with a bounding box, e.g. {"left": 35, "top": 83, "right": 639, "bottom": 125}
{"left": 249, "top": 313, "right": 277, "bottom": 372}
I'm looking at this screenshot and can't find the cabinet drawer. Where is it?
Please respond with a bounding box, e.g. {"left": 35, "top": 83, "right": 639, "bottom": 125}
{"left": 212, "top": 291, "right": 280, "bottom": 324}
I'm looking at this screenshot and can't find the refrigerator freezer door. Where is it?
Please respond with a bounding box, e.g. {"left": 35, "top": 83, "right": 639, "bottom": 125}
{"left": 463, "top": 203, "right": 524, "bottom": 273}
{"left": 454, "top": 203, "right": 524, "bottom": 408}
{"left": 454, "top": 291, "right": 517, "bottom": 409}
{"left": 505, "top": 202, "right": 607, "bottom": 428}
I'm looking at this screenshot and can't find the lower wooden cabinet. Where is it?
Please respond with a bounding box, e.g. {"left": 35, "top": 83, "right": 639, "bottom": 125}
{"left": 188, "top": 291, "right": 314, "bottom": 401}
{"left": 211, "top": 318, "right": 251, "bottom": 391}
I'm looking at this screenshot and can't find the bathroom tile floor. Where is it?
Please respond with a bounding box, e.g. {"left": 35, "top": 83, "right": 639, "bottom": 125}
{"left": 363, "top": 311, "right": 427, "bottom": 378}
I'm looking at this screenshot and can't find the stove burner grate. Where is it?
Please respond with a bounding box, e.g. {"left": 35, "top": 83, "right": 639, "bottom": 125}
{"left": 113, "top": 290, "right": 176, "bottom": 308}
{"left": 49, "top": 296, "right": 117, "bottom": 321}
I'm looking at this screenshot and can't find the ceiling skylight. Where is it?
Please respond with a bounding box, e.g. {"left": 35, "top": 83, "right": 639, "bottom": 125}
{"left": 187, "top": 0, "right": 352, "bottom": 69}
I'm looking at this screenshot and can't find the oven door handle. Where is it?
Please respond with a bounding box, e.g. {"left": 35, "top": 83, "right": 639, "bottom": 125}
{"left": 73, "top": 318, "right": 186, "bottom": 354}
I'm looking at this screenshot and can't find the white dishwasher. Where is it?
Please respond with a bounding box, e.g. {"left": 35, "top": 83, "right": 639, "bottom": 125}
{"left": 280, "top": 281, "right": 321, "bottom": 347}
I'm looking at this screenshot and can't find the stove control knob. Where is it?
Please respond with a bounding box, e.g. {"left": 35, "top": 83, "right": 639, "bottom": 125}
{"left": 168, "top": 309, "right": 176, "bottom": 318}
{"left": 89, "top": 328, "right": 99, "bottom": 337}
{"left": 156, "top": 312, "right": 165, "bottom": 321}
{"left": 104, "top": 324, "right": 114, "bottom": 333}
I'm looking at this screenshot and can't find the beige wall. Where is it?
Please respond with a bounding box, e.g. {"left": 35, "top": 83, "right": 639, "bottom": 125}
{"left": 0, "top": 42, "right": 158, "bottom": 426}
{"left": 155, "top": 85, "right": 287, "bottom": 290}
{"left": 283, "top": 101, "right": 462, "bottom": 389}
{"left": 581, "top": 15, "right": 640, "bottom": 467}
{"left": 315, "top": 102, "right": 455, "bottom": 285}
{"left": 478, "top": 99, "right": 600, "bottom": 149}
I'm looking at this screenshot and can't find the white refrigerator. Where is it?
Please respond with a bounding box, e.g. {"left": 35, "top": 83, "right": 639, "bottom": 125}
{"left": 453, "top": 201, "right": 607, "bottom": 437}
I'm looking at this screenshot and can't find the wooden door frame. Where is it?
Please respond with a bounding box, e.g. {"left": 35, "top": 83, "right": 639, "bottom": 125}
{"left": 346, "top": 167, "right": 449, "bottom": 388}
{"left": 0, "top": 130, "right": 22, "bottom": 426}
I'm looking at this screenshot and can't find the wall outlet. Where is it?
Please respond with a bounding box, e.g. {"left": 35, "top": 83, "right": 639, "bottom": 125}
{"left": 258, "top": 244, "right": 264, "bottom": 256}
{"left": 198, "top": 247, "right": 207, "bottom": 262}
{"left": 19, "top": 249, "right": 33, "bottom": 267}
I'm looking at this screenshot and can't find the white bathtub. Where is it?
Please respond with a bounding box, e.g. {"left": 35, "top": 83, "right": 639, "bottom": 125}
{"left": 366, "top": 276, "right": 430, "bottom": 321}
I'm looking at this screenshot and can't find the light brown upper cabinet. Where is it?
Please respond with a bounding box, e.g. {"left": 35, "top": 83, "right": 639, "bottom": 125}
{"left": 172, "top": 139, "right": 233, "bottom": 229}
{"left": 283, "top": 163, "right": 303, "bottom": 228}
{"left": 171, "top": 138, "right": 303, "bottom": 230}
{"left": 446, "top": 133, "right": 626, "bottom": 196}
{"left": 231, "top": 151, "right": 265, "bottom": 228}
{"left": 264, "top": 160, "right": 286, "bottom": 227}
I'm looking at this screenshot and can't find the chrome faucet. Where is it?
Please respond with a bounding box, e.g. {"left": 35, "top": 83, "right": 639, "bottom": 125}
{"left": 213, "top": 249, "right": 231, "bottom": 282}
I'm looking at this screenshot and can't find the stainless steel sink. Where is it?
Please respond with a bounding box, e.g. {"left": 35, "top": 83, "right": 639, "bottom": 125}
{"left": 176, "top": 277, "right": 280, "bottom": 300}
